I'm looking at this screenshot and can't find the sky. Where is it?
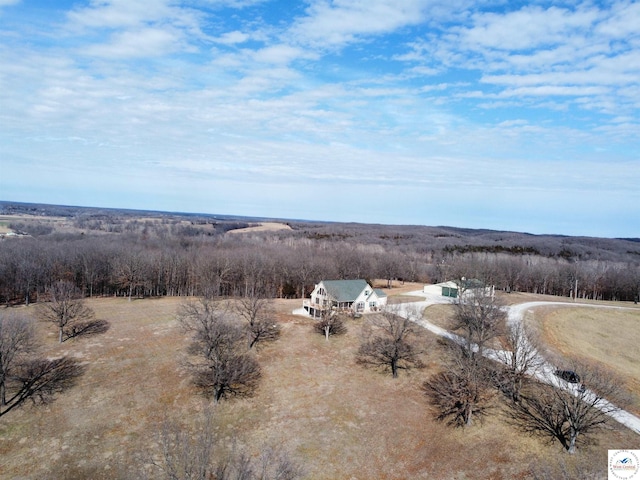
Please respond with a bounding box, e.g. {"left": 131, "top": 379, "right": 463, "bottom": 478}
{"left": 0, "top": 0, "right": 639, "bottom": 238}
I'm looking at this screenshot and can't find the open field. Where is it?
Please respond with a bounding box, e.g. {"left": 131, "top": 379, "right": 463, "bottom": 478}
{"left": 225, "top": 222, "right": 293, "bottom": 234}
{"left": 533, "top": 305, "right": 640, "bottom": 415}
{"left": 1, "top": 294, "right": 639, "bottom": 479}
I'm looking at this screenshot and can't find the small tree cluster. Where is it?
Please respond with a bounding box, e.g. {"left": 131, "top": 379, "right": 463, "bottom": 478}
{"left": 179, "top": 298, "right": 261, "bottom": 402}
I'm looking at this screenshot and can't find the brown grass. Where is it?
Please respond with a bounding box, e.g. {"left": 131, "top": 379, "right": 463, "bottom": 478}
{"left": 225, "top": 222, "right": 293, "bottom": 234}
{"left": 532, "top": 305, "right": 640, "bottom": 415}
{"left": 1, "top": 295, "right": 638, "bottom": 479}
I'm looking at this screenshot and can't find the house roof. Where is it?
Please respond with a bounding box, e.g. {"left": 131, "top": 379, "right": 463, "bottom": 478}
{"left": 321, "top": 279, "right": 371, "bottom": 302}
{"left": 372, "top": 288, "right": 387, "bottom": 298}
{"left": 436, "top": 279, "right": 485, "bottom": 290}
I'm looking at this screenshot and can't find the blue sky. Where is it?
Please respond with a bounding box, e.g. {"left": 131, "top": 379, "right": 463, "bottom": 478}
{"left": 1, "top": 0, "right": 639, "bottom": 237}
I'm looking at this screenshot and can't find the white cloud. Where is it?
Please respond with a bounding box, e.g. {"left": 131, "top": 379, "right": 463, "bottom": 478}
{"left": 596, "top": 1, "right": 640, "bottom": 38}
{"left": 81, "top": 27, "right": 185, "bottom": 58}
{"left": 82, "top": 28, "right": 185, "bottom": 58}
{"left": 458, "top": 5, "right": 599, "bottom": 51}
{"left": 253, "top": 44, "right": 313, "bottom": 65}
{"left": 289, "top": 0, "right": 430, "bottom": 48}
{"left": 213, "top": 30, "right": 250, "bottom": 45}
{"left": 67, "top": 0, "right": 176, "bottom": 29}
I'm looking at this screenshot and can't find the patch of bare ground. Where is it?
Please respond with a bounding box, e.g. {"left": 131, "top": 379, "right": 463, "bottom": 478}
{"left": 0, "top": 295, "right": 638, "bottom": 479}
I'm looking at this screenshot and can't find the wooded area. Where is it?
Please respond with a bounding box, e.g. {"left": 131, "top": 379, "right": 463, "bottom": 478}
{"left": 1, "top": 202, "right": 639, "bottom": 305}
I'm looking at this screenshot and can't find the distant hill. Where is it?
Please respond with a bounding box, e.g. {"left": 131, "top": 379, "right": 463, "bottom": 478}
{"left": 1, "top": 200, "right": 639, "bottom": 262}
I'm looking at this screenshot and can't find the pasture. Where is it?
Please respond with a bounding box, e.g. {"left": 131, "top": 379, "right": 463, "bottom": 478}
{"left": 534, "top": 305, "right": 640, "bottom": 415}
{"left": 0, "top": 290, "right": 639, "bottom": 479}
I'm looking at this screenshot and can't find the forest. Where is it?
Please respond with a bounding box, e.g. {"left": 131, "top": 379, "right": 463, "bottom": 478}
{"left": 1, "top": 201, "right": 639, "bottom": 305}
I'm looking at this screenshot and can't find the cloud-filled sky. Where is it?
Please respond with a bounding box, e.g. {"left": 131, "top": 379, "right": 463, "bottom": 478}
{"left": 1, "top": 0, "right": 639, "bottom": 237}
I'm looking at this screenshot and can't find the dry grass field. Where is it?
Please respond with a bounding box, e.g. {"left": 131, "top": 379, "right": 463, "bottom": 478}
{"left": 225, "top": 222, "right": 293, "bottom": 234}
{"left": 533, "top": 304, "right": 640, "bottom": 415}
{"left": 1, "top": 291, "right": 639, "bottom": 479}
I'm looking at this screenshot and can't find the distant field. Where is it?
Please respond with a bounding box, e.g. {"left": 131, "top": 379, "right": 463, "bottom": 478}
{"left": 226, "top": 222, "right": 292, "bottom": 234}
{"left": 534, "top": 305, "right": 640, "bottom": 414}
{"left": 1, "top": 294, "right": 638, "bottom": 479}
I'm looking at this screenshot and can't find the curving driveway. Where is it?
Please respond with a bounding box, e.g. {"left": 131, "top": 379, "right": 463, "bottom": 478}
{"left": 393, "top": 293, "right": 640, "bottom": 436}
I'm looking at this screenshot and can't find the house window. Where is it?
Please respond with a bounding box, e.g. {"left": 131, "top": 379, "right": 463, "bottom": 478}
{"left": 318, "top": 287, "right": 325, "bottom": 295}
{"left": 369, "top": 301, "right": 376, "bottom": 308}
{"left": 356, "top": 302, "right": 365, "bottom": 312}
{"left": 364, "top": 290, "right": 370, "bottom": 296}
{"left": 315, "top": 297, "right": 319, "bottom": 304}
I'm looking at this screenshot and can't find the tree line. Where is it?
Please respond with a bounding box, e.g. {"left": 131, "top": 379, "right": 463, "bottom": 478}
{"left": 1, "top": 218, "right": 639, "bottom": 305}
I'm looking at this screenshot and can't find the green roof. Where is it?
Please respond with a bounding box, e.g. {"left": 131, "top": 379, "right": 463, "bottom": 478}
{"left": 373, "top": 288, "right": 387, "bottom": 298}
{"left": 322, "top": 279, "right": 370, "bottom": 302}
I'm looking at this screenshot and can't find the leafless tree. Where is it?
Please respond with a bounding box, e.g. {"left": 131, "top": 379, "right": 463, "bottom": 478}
{"left": 507, "top": 365, "right": 623, "bottom": 453}
{"left": 0, "top": 312, "right": 35, "bottom": 406}
{"left": 423, "top": 347, "right": 495, "bottom": 427}
{"left": 38, "top": 280, "right": 102, "bottom": 342}
{"left": 148, "top": 409, "right": 217, "bottom": 480}
{"left": 357, "top": 310, "right": 424, "bottom": 378}
{"left": 494, "top": 322, "right": 544, "bottom": 402}
{"left": 147, "top": 409, "right": 302, "bottom": 480}
{"left": 452, "top": 288, "right": 505, "bottom": 358}
{"left": 0, "top": 353, "right": 83, "bottom": 418}
{"left": 112, "top": 249, "right": 147, "bottom": 301}
{"left": 235, "top": 294, "right": 281, "bottom": 349}
{"left": 313, "top": 309, "right": 347, "bottom": 341}
{"left": 1, "top": 356, "right": 84, "bottom": 417}
{"left": 178, "top": 298, "right": 261, "bottom": 402}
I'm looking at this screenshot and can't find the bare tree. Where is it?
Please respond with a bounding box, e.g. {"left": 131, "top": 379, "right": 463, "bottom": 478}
{"left": 0, "top": 354, "right": 84, "bottom": 418}
{"left": 147, "top": 409, "right": 303, "bottom": 480}
{"left": 313, "top": 310, "right": 347, "bottom": 341}
{"left": 235, "top": 294, "right": 281, "bottom": 349}
{"left": 357, "top": 310, "right": 424, "bottom": 378}
{"left": 148, "top": 409, "right": 217, "bottom": 480}
{"left": 0, "top": 312, "right": 35, "bottom": 406}
{"left": 452, "top": 287, "right": 504, "bottom": 358}
{"left": 508, "top": 365, "right": 623, "bottom": 453}
{"left": 423, "top": 347, "right": 495, "bottom": 427}
{"left": 38, "top": 280, "right": 101, "bottom": 342}
{"left": 112, "top": 249, "right": 147, "bottom": 301}
{"left": 494, "top": 322, "right": 544, "bottom": 402}
{"left": 178, "top": 299, "right": 261, "bottom": 402}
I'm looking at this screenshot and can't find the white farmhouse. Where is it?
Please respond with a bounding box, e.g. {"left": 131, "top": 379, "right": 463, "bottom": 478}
{"left": 303, "top": 279, "right": 387, "bottom": 317}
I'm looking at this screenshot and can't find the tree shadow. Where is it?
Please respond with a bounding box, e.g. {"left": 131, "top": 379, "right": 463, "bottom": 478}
{"left": 65, "top": 319, "right": 110, "bottom": 341}
{"left": 1, "top": 357, "right": 85, "bottom": 417}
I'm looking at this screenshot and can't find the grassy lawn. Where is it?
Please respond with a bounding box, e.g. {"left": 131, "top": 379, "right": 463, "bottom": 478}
{"left": 0, "top": 295, "right": 638, "bottom": 479}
